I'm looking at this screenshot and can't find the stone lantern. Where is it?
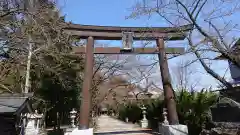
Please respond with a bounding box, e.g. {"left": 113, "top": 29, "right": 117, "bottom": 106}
{"left": 25, "top": 110, "right": 43, "bottom": 135}
{"left": 140, "top": 105, "right": 148, "bottom": 128}
{"left": 70, "top": 108, "right": 77, "bottom": 128}
{"left": 163, "top": 108, "right": 169, "bottom": 125}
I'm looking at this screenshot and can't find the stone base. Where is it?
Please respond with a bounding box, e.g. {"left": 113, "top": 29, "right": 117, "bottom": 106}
{"left": 159, "top": 123, "right": 188, "bottom": 135}
{"left": 140, "top": 120, "right": 148, "bottom": 128}
{"left": 64, "top": 128, "right": 74, "bottom": 135}
{"left": 64, "top": 128, "right": 93, "bottom": 135}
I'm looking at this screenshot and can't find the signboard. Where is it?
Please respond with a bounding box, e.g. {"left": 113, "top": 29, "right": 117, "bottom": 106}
{"left": 122, "top": 32, "right": 134, "bottom": 50}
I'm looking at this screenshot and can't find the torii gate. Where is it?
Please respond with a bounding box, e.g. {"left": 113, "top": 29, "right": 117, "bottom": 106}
{"left": 63, "top": 23, "right": 193, "bottom": 129}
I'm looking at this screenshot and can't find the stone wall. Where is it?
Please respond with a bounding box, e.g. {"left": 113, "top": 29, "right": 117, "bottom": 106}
{"left": 207, "top": 96, "right": 240, "bottom": 135}
{"left": 200, "top": 128, "right": 240, "bottom": 135}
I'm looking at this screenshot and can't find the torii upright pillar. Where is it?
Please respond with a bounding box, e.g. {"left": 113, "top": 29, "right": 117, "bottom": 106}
{"left": 79, "top": 36, "right": 94, "bottom": 129}
{"left": 157, "top": 38, "right": 179, "bottom": 124}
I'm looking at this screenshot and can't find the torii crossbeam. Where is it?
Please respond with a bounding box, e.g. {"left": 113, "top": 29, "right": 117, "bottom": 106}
{"left": 63, "top": 23, "right": 193, "bottom": 129}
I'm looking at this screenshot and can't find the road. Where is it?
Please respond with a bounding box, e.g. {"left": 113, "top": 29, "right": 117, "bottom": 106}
{"left": 95, "top": 115, "right": 159, "bottom": 135}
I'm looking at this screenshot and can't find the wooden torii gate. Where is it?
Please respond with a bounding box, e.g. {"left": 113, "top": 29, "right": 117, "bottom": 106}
{"left": 63, "top": 23, "right": 193, "bottom": 129}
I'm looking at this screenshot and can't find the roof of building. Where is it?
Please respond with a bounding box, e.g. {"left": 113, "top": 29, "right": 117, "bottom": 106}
{"left": 0, "top": 93, "right": 33, "bottom": 114}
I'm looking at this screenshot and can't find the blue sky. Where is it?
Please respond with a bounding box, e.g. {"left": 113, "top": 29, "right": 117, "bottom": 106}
{"left": 58, "top": 0, "right": 168, "bottom": 27}
{"left": 57, "top": 0, "right": 231, "bottom": 90}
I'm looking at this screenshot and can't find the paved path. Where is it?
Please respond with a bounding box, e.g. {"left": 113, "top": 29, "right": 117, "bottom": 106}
{"left": 95, "top": 115, "right": 158, "bottom": 135}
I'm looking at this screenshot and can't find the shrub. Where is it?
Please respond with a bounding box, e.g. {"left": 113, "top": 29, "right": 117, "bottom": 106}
{"left": 176, "top": 89, "right": 217, "bottom": 135}
{"left": 145, "top": 99, "right": 164, "bottom": 129}
{"left": 116, "top": 89, "right": 218, "bottom": 135}
{"left": 118, "top": 103, "right": 142, "bottom": 123}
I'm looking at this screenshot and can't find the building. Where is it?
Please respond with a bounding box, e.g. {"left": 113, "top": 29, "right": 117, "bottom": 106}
{"left": 0, "top": 93, "right": 33, "bottom": 135}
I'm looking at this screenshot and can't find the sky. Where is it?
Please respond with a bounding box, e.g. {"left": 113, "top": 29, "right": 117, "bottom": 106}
{"left": 57, "top": 0, "right": 232, "bottom": 90}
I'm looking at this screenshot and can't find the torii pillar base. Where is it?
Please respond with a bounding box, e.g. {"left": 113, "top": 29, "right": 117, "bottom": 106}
{"left": 65, "top": 128, "right": 93, "bottom": 135}
{"left": 159, "top": 124, "right": 188, "bottom": 135}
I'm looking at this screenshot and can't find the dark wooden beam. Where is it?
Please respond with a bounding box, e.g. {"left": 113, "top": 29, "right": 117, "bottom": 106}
{"left": 63, "top": 23, "right": 193, "bottom": 40}
{"left": 64, "top": 30, "right": 186, "bottom": 40}
{"left": 64, "top": 23, "right": 193, "bottom": 33}
{"left": 72, "top": 46, "right": 184, "bottom": 54}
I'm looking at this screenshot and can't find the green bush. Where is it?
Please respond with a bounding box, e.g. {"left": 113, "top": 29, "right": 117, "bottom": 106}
{"left": 116, "top": 90, "right": 218, "bottom": 135}
{"left": 145, "top": 99, "right": 164, "bottom": 129}
{"left": 118, "top": 103, "right": 142, "bottom": 123}
{"left": 117, "top": 100, "right": 164, "bottom": 128}
{"left": 176, "top": 89, "right": 217, "bottom": 135}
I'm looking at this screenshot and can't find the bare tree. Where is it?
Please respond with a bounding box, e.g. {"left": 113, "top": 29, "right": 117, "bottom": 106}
{"left": 91, "top": 54, "right": 139, "bottom": 109}
{"left": 127, "top": 0, "right": 240, "bottom": 88}
{"left": 89, "top": 51, "right": 160, "bottom": 117}
{"left": 172, "top": 59, "right": 200, "bottom": 91}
